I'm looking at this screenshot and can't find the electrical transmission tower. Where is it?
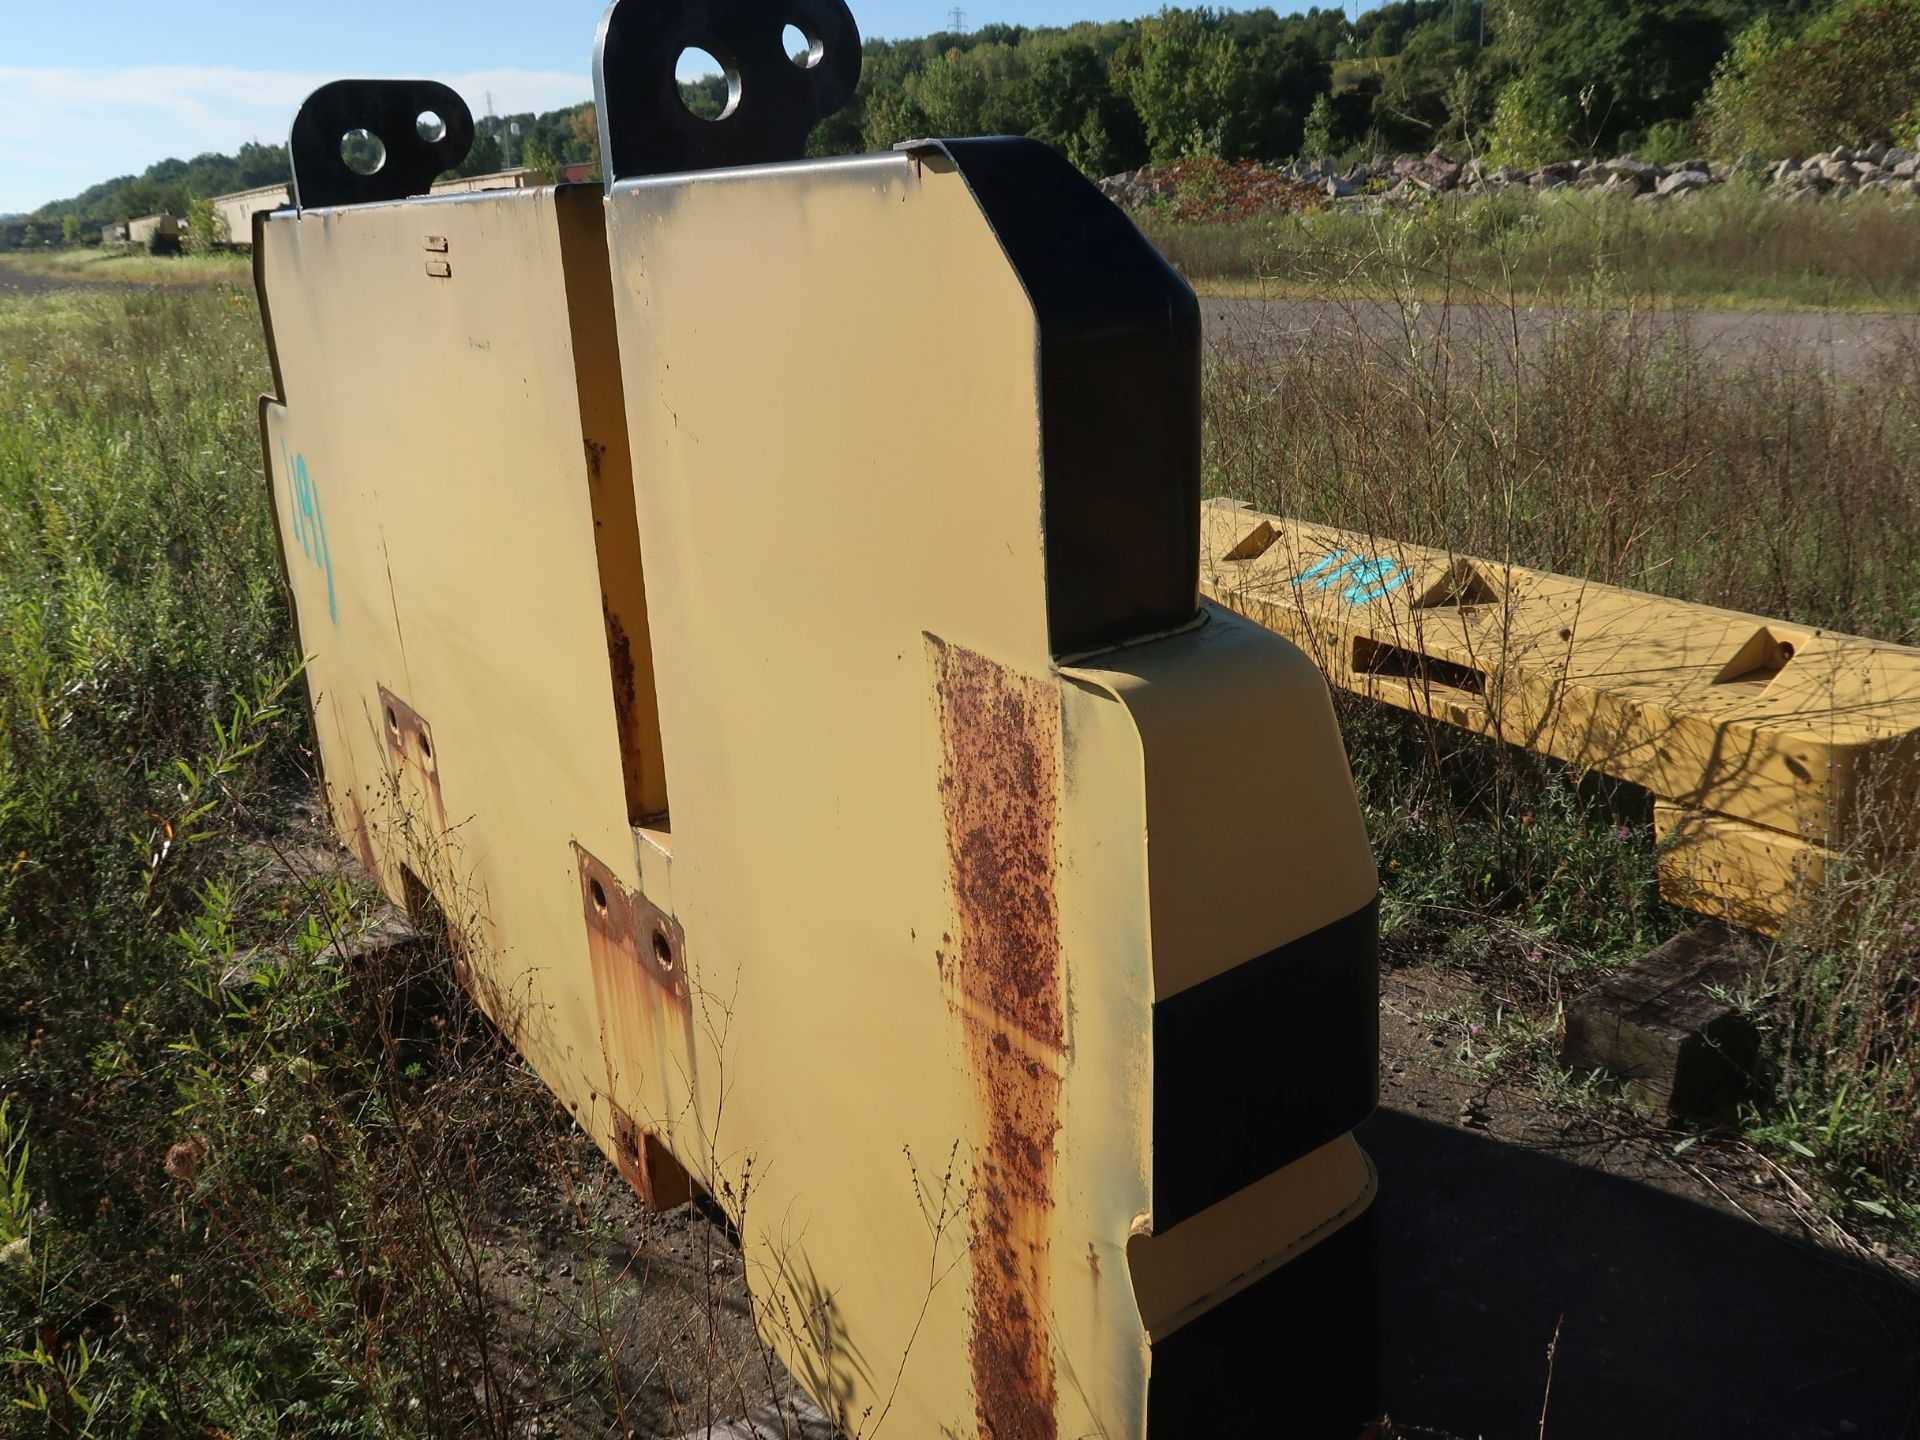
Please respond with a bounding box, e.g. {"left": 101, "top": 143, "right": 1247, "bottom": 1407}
{"left": 948, "top": 5, "right": 966, "bottom": 32}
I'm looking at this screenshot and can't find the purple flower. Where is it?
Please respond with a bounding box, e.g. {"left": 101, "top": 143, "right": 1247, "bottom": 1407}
{"left": 1615, "top": 824, "right": 1632, "bottom": 842}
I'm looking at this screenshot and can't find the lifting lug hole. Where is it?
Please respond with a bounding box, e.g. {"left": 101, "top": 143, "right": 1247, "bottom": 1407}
{"left": 676, "top": 46, "right": 742, "bottom": 122}
{"left": 590, "top": 878, "right": 608, "bottom": 913}
{"left": 783, "top": 22, "right": 824, "bottom": 68}
{"left": 341, "top": 127, "right": 386, "bottom": 175}
{"left": 416, "top": 109, "right": 446, "bottom": 143}
{"left": 385, "top": 706, "right": 399, "bottom": 731}
{"left": 652, "top": 927, "right": 676, "bottom": 971}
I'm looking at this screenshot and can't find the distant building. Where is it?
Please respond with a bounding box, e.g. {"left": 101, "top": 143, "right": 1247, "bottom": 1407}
{"left": 212, "top": 183, "right": 291, "bottom": 245}
{"left": 127, "top": 212, "right": 186, "bottom": 246}
{"left": 428, "top": 167, "right": 541, "bottom": 195}
{"left": 102, "top": 221, "right": 130, "bottom": 244}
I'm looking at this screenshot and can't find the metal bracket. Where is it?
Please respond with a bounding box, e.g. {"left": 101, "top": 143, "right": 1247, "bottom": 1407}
{"left": 377, "top": 684, "right": 448, "bottom": 836}
{"left": 592, "top": 0, "right": 860, "bottom": 183}
{"left": 289, "top": 80, "right": 475, "bottom": 209}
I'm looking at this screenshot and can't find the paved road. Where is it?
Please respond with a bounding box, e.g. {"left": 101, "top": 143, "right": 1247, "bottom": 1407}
{"left": 1202, "top": 295, "right": 1920, "bottom": 381}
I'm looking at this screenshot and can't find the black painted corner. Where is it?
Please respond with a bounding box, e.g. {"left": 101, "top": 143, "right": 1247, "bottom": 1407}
{"left": 910, "top": 138, "right": 1201, "bottom": 660}
{"left": 1147, "top": 1206, "right": 1380, "bottom": 1438}
{"left": 1154, "top": 896, "right": 1380, "bottom": 1231}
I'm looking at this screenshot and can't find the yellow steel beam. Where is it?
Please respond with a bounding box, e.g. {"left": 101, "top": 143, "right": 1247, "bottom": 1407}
{"left": 1200, "top": 500, "right": 1920, "bottom": 932}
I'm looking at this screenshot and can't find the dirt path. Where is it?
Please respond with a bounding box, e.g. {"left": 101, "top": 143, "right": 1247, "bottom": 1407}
{"left": 1203, "top": 296, "right": 1920, "bottom": 381}
{"left": 0, "top": 255, "right": 216, "bottom": 296}
{"left": 1370, "top": 962, "right": 1920, "bottom": 1439}
{"left": 0, "top": 257, "right": 80, "bottom": 296}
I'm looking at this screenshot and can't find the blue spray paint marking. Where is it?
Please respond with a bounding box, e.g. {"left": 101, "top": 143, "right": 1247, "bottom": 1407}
{"left": 1289, "top": 547, "right": 1410, "bottom": 605}
{"left": 281, "top": 439, "right": 337, "bottom": 624}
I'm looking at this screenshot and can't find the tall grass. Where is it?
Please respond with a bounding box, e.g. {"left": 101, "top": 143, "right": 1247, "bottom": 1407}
{"left": 0, "top": 288, "right": 811, "bottom": 1437}
{"left": 1150, "top": 182, "right": 1920, "bottom": 311}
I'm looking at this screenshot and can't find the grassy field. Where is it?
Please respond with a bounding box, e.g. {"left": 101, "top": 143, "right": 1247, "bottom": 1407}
{"left": 0, "top": 288, "right": 726, "bottom": 1437}
{"left": 3, "top": 246, "right": 254, "bottom": 288}
{"left": 1145, "top": 183, "right": 1920, "bottom": 312}
{"left": 0, "top": 201, "right": 1916, "bottom": 1432}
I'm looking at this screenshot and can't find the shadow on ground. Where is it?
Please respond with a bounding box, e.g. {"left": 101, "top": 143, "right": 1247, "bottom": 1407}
{"left": 1367, "top": 1106, "right": 1920, "bottom": 1439}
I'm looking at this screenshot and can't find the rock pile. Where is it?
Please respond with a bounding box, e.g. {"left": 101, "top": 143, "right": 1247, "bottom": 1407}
{"left": 1095, "top": 144, "right": 1920, "bottom": 213}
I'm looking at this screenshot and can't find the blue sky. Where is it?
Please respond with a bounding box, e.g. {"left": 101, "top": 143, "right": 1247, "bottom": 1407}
{"left": 0, "top": 0, "right": 1231, "bottom": 213}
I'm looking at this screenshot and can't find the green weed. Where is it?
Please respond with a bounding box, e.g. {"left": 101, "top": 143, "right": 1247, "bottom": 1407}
{"left": 1150, "top": 182, "right": 1920, "bottom": 311}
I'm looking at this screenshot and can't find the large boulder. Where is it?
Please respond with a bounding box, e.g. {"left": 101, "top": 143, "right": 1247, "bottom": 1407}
{"left": 1599, "top": 157, "right": 1664, "bottom": 190}
{"left": 1656, "top": 169, "right": 1713, "bottom": 196}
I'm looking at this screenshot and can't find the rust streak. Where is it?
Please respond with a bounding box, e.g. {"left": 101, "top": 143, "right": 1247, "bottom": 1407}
{"left": 929, "top": 634, "right": 1063, "bottom": 1440}
{"left": 341, "top": 788, "right": 379, "bottom": 878}
{"left": 576, "top": 842, "right": 698, "bottom": 1196}
{"left": 602, "top": 602, "right": 647, "bottom": 822}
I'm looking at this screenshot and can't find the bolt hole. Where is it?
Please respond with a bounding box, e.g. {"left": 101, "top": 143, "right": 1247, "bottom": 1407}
{"left": 416, "top": 110, "right": 446, "bottom": 143}
{"left": 652, "top": 927, "right": 675, "bottom": 970}
{"left": 386, "top": 706, "right": 399, "bottom": 731}
{"left": 782, "top": 23, "right": 823, "bottom": 68}
{"left": 676, "top": 47, "right": 742, "bottom": 121}
{"left": 590, "top": 878, "right": 608, "bottom": 913}
{"left": 341, "top": 128, "right": 387, "bottom": 175}
{"left": 418, "top": 732, "right": 433, "bottom": 760}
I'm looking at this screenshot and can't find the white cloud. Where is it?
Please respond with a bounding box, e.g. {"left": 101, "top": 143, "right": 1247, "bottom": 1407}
{"left": 1, "top": 65, "right": 591, "bottom": 213}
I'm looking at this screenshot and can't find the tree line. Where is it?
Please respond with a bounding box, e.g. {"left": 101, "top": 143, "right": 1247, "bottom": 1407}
{"left": 27, "top": 0, "right": 1920, "bottom": 223}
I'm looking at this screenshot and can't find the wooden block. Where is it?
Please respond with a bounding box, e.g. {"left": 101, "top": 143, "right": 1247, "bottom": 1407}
{"left": 1561, "top": 923, "right": 1759, "bottom": 1123}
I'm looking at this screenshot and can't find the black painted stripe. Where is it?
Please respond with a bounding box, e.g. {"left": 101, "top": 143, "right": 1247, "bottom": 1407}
{"left": 1153, "top": 896, "right": 1380, "bottom": 1231}
{"left": 921, "top": 137, "right": 1203, "bottom": 659}
{"left": 1146, "top": 1205, "right": 1380, "bottom": 1437}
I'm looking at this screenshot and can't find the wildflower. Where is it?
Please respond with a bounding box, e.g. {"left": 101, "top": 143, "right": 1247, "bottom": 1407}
{"left": 1616, "top": 824, "right": 1632, "bottom": 842}
{"left": 164, "top": 1136, "right": 207, "bottom": 1182}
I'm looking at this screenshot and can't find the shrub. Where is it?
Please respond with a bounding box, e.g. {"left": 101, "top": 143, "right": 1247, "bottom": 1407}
{"left": 184, "top": 196, "right": 227, "bottom": 255}
{"left": 1484, "top": 74, "right": 1575, "bottom": 169}
{"left": 1705, "top": 0, "right": 1920, "bottom": 156}
{"left": 1637, "top": 120, "right": 1694, "bottom": 166}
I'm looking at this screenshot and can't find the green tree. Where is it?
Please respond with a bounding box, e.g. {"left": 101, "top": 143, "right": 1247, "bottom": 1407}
{"left": 1372, "top": 17, "right": 1480, "bottom": 147}
{"left": 184, "top": 197, "right": 226, "bottom": 254}
{"left": 520, "top": 132, "right": 561, "bottom": 181}
{"left": 1024, "top": 39, "right": 1146, "bottom": 172}
{"left": 453, "top": 128, "right": 504, "bottom": 178}
{"left": 1114, "top": 10, "right": 1257, "bottom": 162}
{"left": 915, "top": 50, "right": 993, "bottom": 134}
{"left": 60, "top": 215, "right": 80, "bottom": 249}
{"left": 1302, "top": 92, "right": 1336, "bottom": 157}
{"left": 1491, "top": 0, "right": 1731, "bottom": 149}
{"left": 20, "top": 223, "right": 41, "bottom": 248}
{"left": 861, "top": 85, "right": 931, "bottom": 149}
